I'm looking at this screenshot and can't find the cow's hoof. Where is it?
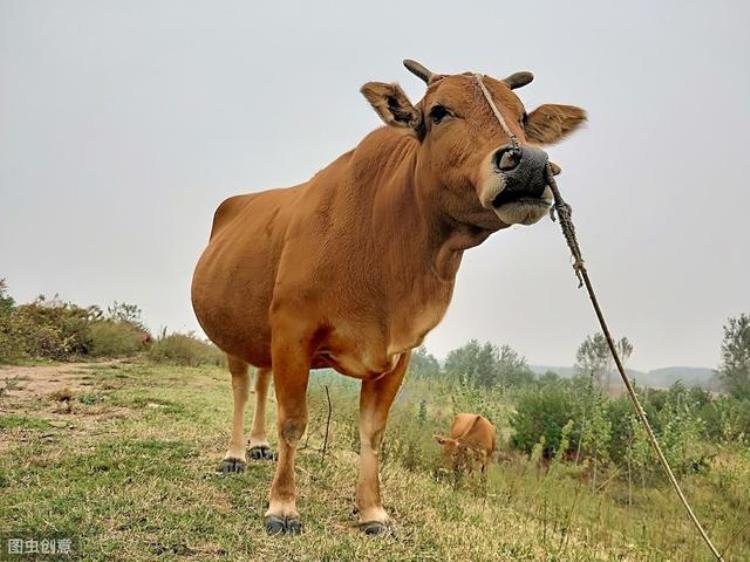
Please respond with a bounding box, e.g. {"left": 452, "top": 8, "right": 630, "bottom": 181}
{"left": 249, "top": 445, "right": 274, "bottom": 461}
{"left": 219, "top": 458, "right": 246, "bottom": 474}
{"left": 359, "top": 521, "right": 388, "bottom": 536}
{"left": 265, "top": 515, "right": 302, "bottom": 536}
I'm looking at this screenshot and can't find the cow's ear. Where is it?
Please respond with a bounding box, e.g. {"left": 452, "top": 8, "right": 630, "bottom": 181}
{"left": 525, "top": 104, "right": 586, "bottom": 145}
{"left": 361, "top": 82, "right": 423, "bottom": 136}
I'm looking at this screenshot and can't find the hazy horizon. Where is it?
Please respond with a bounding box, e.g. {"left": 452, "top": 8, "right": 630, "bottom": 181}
{"left": 1, "top": 1, "right": 748, "bottom": 372}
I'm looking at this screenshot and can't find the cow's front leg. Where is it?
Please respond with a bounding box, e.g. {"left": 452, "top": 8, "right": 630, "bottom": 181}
{"left": 357, "top": 352, "right": 410, "bottom": 535}
{"left": 265, "top": 325, "right": 310, "bottom": 535}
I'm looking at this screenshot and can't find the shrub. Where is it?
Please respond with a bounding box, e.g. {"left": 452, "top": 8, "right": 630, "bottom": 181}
{"left": 87, "top": 320, "right": 145, "bottom": 357}
{"left": 450, "top": 375, "right": 507, "bottom": 430}
{"left": 659, "top": 408, "right": 709, "bottom": 475}
{"left": 382, "top": 394, "right": 446, "bottom": 474}
{"left": 579, "top": 390, "right": 612, "bottom": 485}
{"left": 700, "top": 397, "right": 750, "bottom": 443}
{"left": 147, "top": 332, "right": 224, "bottom": 367}
{"left": 4, "top": 297, "right": 92, "bottom": 360}
{"left": 0, "top": 281, "right": 151, "bottom": 363}
{"left": 606, "top": 395, "right": 634, "bottom": 465}
{"left": 510, "top": 383, "right": 579, "bottom": 457}
{"left": 0, "top": 312, "right": 19, "bottom": 363}
{"left": 652, "top": 382, "right": 713, "bottom": 475}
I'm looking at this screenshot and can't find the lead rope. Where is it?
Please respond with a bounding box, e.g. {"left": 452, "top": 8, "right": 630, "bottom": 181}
{"left": 474, "top": 73, "right": 725, "bottom": 562}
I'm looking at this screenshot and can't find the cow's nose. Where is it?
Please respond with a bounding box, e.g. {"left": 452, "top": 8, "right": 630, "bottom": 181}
{"left": 493, "top": 146, "right": 521, "bottom": 172}
{"left": 493, "top": 144, "right": 549, "bottom": 200}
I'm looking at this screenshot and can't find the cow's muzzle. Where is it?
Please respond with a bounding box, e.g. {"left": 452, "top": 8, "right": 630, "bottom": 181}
{"left": 478, "top": 144, "right": 553, "bottom": 226}
{"left": 491, "top": 144, "right": 550, "bottom": 206}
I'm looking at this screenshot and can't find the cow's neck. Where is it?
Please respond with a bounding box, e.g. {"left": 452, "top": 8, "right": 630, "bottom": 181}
{"left": 358, "top": 128, "right": 493, "bottom": 282}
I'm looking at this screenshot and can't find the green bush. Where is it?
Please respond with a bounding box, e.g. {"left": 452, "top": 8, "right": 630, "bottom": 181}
{"left": 147, "top": 333, "right": 224, "bottom": 367}
{"left": 700, "top": 397, "right": 750, "bottom": 442}
{"left": 0, "top": 312, "right": 19, "bottom": 363}
{"left": 510, "top": 383, "right": 579, "bottom": 457}
{"left": 1, "top": 297, "right": 92, "bottom": 361}
{"left": 605, "top": 392, "right": 660, "bottom": 465}
{"left": 88, "top": 320, "right": 146, "bottom": 357}
{"left": 0, "top": 280, "right": 150, "bottom": 363}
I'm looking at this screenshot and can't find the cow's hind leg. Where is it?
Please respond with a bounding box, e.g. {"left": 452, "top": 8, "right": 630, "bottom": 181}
{"left": 220, "top": 355, "right": 250, "bottom": 474}
{"left": 357, "top": 352, "right": 410, "bottom": 535}
{"left": 248, "top": 368, "right": 274, "bottom": 461}
{"left": 264, "top": 323, "right": 311, "bottom": 535}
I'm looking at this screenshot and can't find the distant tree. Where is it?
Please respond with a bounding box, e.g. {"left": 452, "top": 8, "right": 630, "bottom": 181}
{"left": 616, "top": 337, "right": 634, "bottom": 366}
{"left": 538, "top": 370, "right": 561, "bottom": 384}
{"left": 444, "top": 340, "right": 532, "bottom": 388}
{"left": 718, "top": 313, "right": 750, "bottom": 399}
{"left": 576, "top": 333, "right": 633, "bottom": 391}
{"left": 496, "top": 344, "right": 534, "bottom": 386}
{"left": 611, "top": 337, "right": 634, "bottom": 390}
{"left": 409, "top": 345, "right": 441, "bottom": 378}
{"left": 576, "top": 333, "right": 610, "bottom": 387}
{"left": 444, "top": 339, "right": 482, "bottom": 381}
{"left": 474, "top": 342, "right": 499, "bottom": 387}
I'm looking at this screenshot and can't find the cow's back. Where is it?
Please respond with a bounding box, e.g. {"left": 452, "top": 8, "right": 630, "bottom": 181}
{"left": 452, "top": 413, "right": 496, "bottom": 454}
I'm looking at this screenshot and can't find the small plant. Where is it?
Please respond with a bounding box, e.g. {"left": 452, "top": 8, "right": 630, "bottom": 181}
{"left": 78, "top": 394, "right": 98, "bottom": 406}
{"left": 529, "top": 435, "right": 546, "bottom": 473}
{"left": 417, "top": 399, "right": 427, "bottom": 426}
{"left": 580, "top": 396, "right": 612, "bottom": 491}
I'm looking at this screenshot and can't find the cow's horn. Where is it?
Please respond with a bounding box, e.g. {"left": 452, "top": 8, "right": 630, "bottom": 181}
{"left": 403, "top": 59, "right": 434, "bottom": 85}
{"left": 503, "top": 71, "right": 534, "bottom": 90}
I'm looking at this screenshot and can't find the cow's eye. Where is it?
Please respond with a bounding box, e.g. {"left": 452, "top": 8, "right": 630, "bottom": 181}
{"left": 430, "top": 105, "right": 449, "bottom": 125}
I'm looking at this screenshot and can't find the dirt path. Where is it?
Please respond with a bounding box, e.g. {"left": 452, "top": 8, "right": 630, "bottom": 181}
{"left": 0, "top": 360, "right": 123, "bottom": 401}
{"left": 0, "top": 360, "right": 132, "bottom": 454}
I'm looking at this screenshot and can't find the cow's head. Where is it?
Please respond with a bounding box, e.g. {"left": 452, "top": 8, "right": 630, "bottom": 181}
{"left": 434, "top": 435, "right": 485, "bottom": 471}
{"left": 361, "top": 60, "right": 586, "bottom": 229}
{"left": 434, "top": 434, "right": 461, "bottom": 457}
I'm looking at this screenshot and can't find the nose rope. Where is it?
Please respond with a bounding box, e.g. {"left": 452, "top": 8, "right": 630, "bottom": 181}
{"left": 475, "top": 71, "right": 725, "bottom": 562}
{"left": 474, "top": 73, "right": 520, "bottom": 152}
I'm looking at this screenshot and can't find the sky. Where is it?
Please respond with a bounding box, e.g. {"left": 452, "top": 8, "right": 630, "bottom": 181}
{"left": 1, "top": 1, "right": 748, "bottom": 371}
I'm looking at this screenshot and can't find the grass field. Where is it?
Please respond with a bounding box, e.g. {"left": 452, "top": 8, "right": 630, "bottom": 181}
{"left": 1, "top": 361, "right": 748, "bottom": 561}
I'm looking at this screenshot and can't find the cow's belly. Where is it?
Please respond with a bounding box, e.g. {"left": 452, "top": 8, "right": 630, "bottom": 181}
{"left": 309, "top": 320, "right": 400, "bottom": 379}
{"left": 313, "top": 348, "right": 402, "bottom": 380}
{"left": 312, "top": 301, "right": 446, "bottom": 379}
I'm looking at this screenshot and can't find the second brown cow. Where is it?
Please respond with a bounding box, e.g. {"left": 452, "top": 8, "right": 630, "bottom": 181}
{"left": 435, "top": 413, "right": 497, "bottom": 474}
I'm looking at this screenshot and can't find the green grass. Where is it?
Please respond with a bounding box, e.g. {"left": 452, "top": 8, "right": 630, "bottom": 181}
{"left": 0, "top": 415, "right": 51, "bottom": 430}
{"left": 0, "top": 362, "right": 747, "bottom": 561}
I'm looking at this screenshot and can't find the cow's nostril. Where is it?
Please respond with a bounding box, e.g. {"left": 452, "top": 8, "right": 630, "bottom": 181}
{"left": 494, "top": 147, "right": 521, "bottom": 172}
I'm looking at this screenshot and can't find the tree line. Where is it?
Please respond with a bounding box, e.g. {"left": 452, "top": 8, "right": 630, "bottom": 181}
{"left": 409, "top": 311, "right": 750, "bottom": 402}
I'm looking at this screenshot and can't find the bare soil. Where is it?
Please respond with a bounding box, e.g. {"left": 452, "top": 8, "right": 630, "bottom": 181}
{"left": 0, "top": 360, "right": 123, "bottom": 400}
{"left": 0, "top": 360, "right": 132, "bottom": 453}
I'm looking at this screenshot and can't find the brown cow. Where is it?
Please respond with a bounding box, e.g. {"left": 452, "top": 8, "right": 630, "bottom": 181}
{"left": 435, "top": 413, "right": 497, "bottom": 474}
{"left": 191, "top": 60, "right": 585, "bottom": 535}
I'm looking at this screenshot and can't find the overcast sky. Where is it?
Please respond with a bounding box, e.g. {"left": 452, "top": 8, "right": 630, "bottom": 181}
{"left": 1, "top": 1, "right": 748, "bottom": 371}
